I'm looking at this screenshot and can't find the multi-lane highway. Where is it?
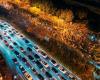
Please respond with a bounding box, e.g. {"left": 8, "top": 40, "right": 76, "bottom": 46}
{"left": 0, "top": 20, "right": 81, "bottom": 80}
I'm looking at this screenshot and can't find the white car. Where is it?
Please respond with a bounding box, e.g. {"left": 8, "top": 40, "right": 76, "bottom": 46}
{"left": 39, "top": 59, "right": 49, "bottom": 68}
{"left": 37, "top": 50, "right": 47, "bottom": 58}
{"left": 58, "top": 65, "right": 67, "bottom": 74}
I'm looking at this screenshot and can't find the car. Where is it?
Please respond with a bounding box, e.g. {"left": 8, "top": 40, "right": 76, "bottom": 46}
{"left": 51, "top": 67, "right": 58, "bottom": 73}
{"left": 23, "top": 38, "right": 29, "bottom": 43}
{"left": 39, "top": 59, "right": 49, "bottom": 68}
{"left": 96, "top": 62, "right": 100, "bottom": 66}
{"left": 22, "top": 51, "right": 27, "bottom": 54}
{"left": 15, "top": 31, "right": 19, "bottom": 35}
{"left": 7, "top": 36, "right": 11, "bottom": 41}
{"left": 37, "top": 74, "right": 44, "bottom": 80}
{"left": 22, "top": 57, "right": 27, "bottom": 63}
{"left": 28, "top": 55, "right": 34, "bottom": 61}
{"left": 12, "top": 58, "right": 18, "bottom": 64}
{"left": 31, "top": 67, "right": 38, "bottom": 75}
{"left": 2, "top": 22, "right": 11, "bottom": 27}
{"left": 33, "top": 45, "right": 38, "bottom": 50}
{"left": 3, "top": 32, "right": 7, "bottom": 35}
{"left": 9, "top": 45, "right": 13, "bottom": 50}
{"left": 0, "top": 24, "right": 4, "bottom": 28}
{"left": 13, "top": 42, "right": 18, "bottom": 46}
{"left": 51, "top": 78, "right": 57, "bottom": 80}
{"left": 0, "top": 35, "right": 3, "bottom": 40}
{"left": 65, "top": 72, "right": 70, "bottom": 77}
{"left": 50, "top": 59, "right": 58, "bottom": 66}
{"left": 68, "top": 74, "right": 74, "bottom": 79}
{"left": 20, "top": 35, "right": 24, "bottom": 38}
{"left": 20, "top": 47, "right": 25, "bottom": 52}
{"left": 11, "top": 28, "right": 15, "bottom": 31}
{"left": 24, "top": 71, "right": 33, "bottom": 80}
{"left": 58, "top": 74, "right": 66, "bottom": 80}
{"left": 28, "top": 44, "right": 33, "bottom": 48}
{"left": 26, "top": 62, "right": 32, "bottom": 68}
{"left": 34, "top": 54, "right": 40, "bottom": 59}
{"left": 4, "top": 28, "right": 6, "bottom": 30}
{"left": 3, "top": 40, "right": 7, "bottom": 44}
{"left": 58, "top": 66, "right": 67, "bottom": 74}
{"left": 38, "top": 50, "right": 47, "bottom": 58}
{"left": 71, "top": 77, "right": 77, "bottom": 80}
{"left": 3, "top": 40, "right": 9, "bottom": 46}
{"left": 19, "top": 65, "right": 26, "bottom": 73}
{"left": 14, "top": 50, "right": 20, "bottom": 56}
{"left": 27, "top": 47, "right": 32, "bottom": 52}
{"left": 45, "top": 72, "right": 52, "bottom": 78}
{"left": 41, "top": 68, "right": 46, "bottom": 73}
{"left": 8, "top": 30, "right": 12, "bottom": 33}
{"left": 35, "top": 60, "right": 43, "bottom": 69}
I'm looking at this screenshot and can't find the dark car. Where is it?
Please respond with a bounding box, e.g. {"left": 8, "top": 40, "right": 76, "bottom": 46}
{"left": 7, "top": 36, "right": 11, "bottom": 41}
{"left": 0, "top": 35, "right": 2, "bottom": 40}
{"left": 4, "top": 40, "right": 7, "bottom": 44}
{"left": 13, "top": 42, "right": 18, "bottom": 46}
{"left": 8, "top": 30, "right": 12, "bottom": 33}
{"left": 31, "top": 67, "right": 38, "bottom": 75}
{"left": 33, "top": 45, "right": 38, "bottom": 50}
{"left": 23, "top": 38, "right": 29, "bottom": 43}
{"left": 37, "top": 74, "right": 44, "bottom": 80}
{"left": 50, "top": 59, "right": 58, "bottom": 66}
{"left": 45, "top": 72, "right": 52, "bottom": 78}
{"left": 28, "top": 55, "right": 34, "bottom": 61}
{"left": 35, "top": 61, "right": 43, "bottom": 69}
{"left": 22, "top": 58, "right": 27, "bottom": 63}
{"left": 20, "top": 35, "right": 24, "bottom": 38}
{"left": 3, "top": 40, "right": 9, "bottom": 46}
{"left": 26, "top": 62, "right": 32, "bottom": 68}
{"left": 14, "top": 51, "right": 20, "bottom": 56}
{"left": 34, "top": 54, "right": 40, "bottom": 59}
{"left": 9, "top": 45, "right": 13, "bottom": 50}
{"left": 52, "top": 67, "right": 58, "bottom": 73}
{"left": 19, "top": 65, "right": 26, "bottom": 73}
{"left": 20, "top": 47, "right": 25, "bottom": 52}
{"left": 12, "top": 58, "right": 18, "bottom": 64}
{"left": 27, "top": 47, "right": 32, "bottom": 52}
{"left": 0, "top": 25, "right": 4, "bottom": 28}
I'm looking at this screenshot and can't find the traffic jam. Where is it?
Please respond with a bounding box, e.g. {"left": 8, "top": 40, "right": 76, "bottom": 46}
{"left": 0, "top": 20, "right": 81, "bottom": 80}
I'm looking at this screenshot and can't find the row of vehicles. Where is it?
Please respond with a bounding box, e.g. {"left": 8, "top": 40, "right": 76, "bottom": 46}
{"left": 0, "top": 21, "right": 80, "bottom": 80}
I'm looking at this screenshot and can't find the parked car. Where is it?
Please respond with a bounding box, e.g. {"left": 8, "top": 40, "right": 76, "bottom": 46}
{"left": 58, "top": 66, "right": 67, "bottom": 74}
{"left": 38, "top": 50, "right": 47, "bottom": 58}
{"left": 50, "top": 59, "right": 58, "bottom": 66}
{"left": 37, "top": 74, "right": 44, "bottom": 80}
{"left": 58, "top": 74, "right": 66, "bottom": 80}
{"left": 39, "top": 59, "right": 49, "bottom": 68}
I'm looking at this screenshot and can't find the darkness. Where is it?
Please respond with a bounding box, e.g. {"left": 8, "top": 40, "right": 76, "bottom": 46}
{"left": 51, "top": 0, "right": 68, "bottom": 9}
{"left": 88, "top": 12, "right": 100, "bottom": 32}
{"left": 0, "top": 6, "right": 9, "bottom": 16}
{"left": 50, "top": 0, "right": 100, "bottom": 32}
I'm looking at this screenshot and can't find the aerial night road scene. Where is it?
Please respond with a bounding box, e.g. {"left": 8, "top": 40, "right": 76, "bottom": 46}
{"left": 0, "top": 0, "right": 100, "bottom": 80}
